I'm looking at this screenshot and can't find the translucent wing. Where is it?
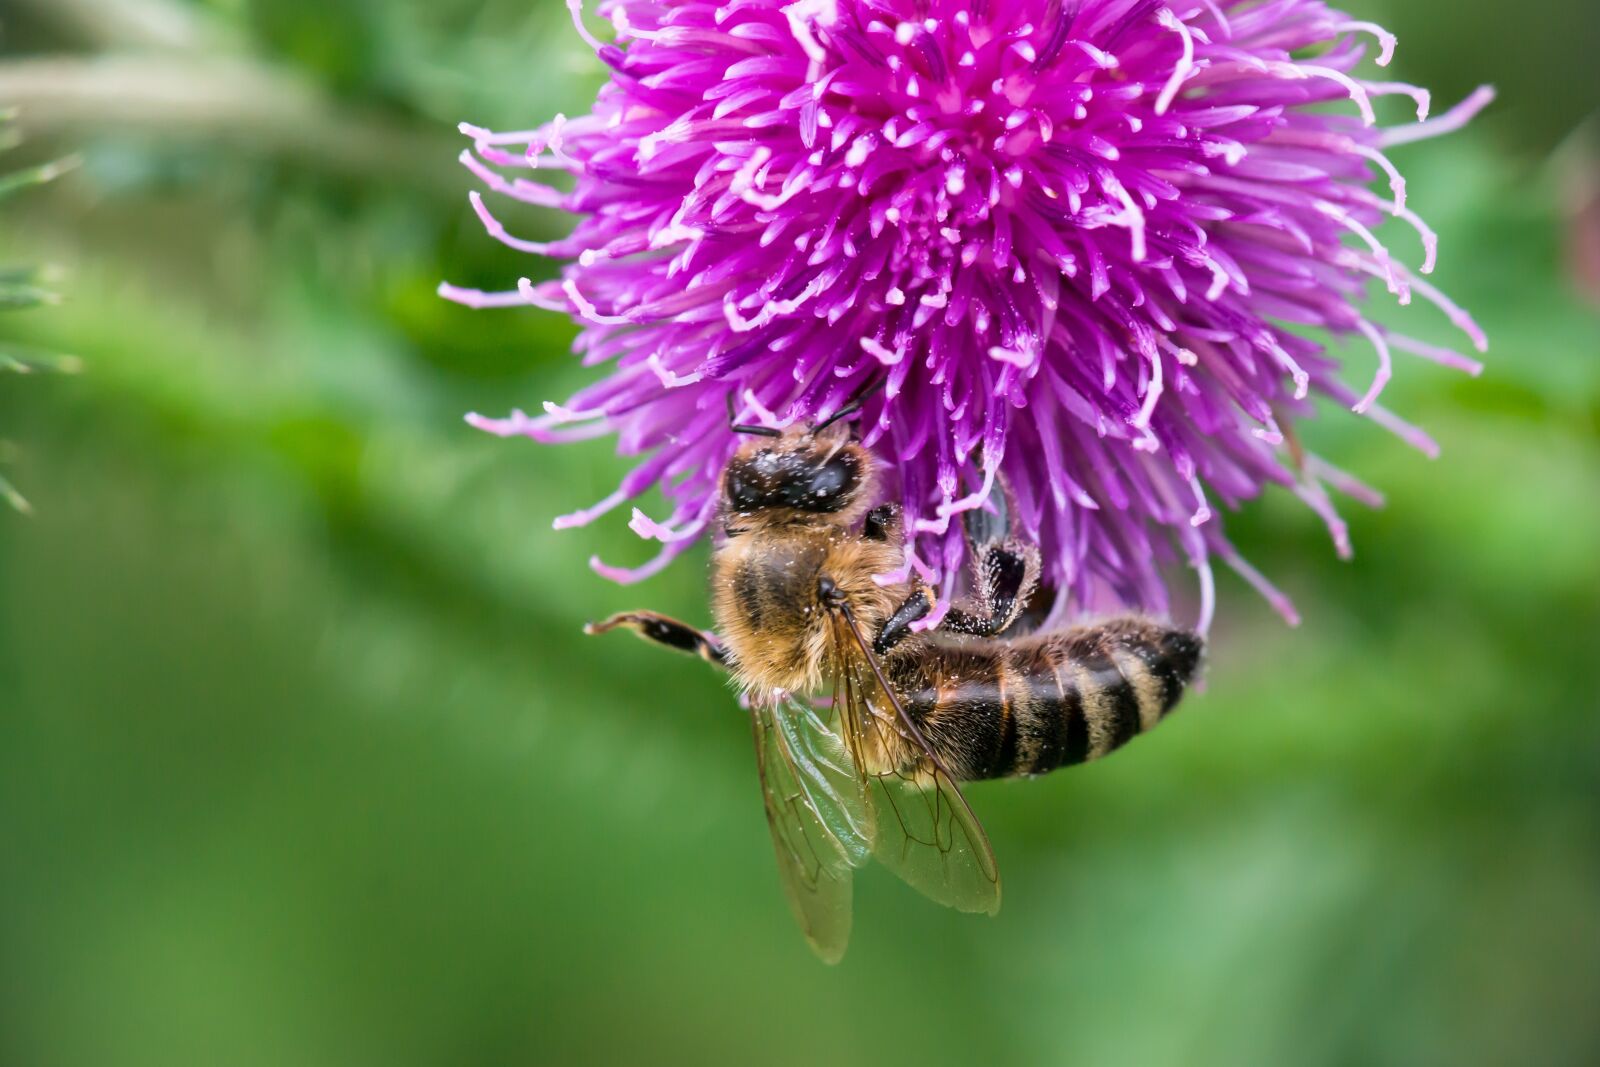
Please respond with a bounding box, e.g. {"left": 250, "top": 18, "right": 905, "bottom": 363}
{"left": 764, "top": 692, "right": 874, "bottom": 866}
{"left": 831, "top": 612, "right": 1002, "bottom": 915}
{"left": 750, "top": 693, "right": 873, "bottom": 963}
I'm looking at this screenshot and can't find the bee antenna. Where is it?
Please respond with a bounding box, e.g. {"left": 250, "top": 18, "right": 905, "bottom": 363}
{"left": 727, "top": 390, "right": 782, "bottom": 438}
{"left": 812, "top": 373, "right": 886, "bottom": 434}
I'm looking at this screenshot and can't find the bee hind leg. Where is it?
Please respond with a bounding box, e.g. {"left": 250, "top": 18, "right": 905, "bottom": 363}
{"left": 940, "top": 479, "right": 1043, "bottom": 637}
{"left": 942, "top": 540, "right": 1041, "bottom": 638}
{"left": 584, "top": 611, "right": 727, "bottom": 668}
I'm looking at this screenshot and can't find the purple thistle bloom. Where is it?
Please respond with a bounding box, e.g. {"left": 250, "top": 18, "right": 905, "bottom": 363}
{"left": 444, "top": 0, "right": 1492, "bottom": 630}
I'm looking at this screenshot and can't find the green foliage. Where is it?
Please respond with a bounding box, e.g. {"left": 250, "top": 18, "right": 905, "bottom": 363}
{"left": 0, "top": 2, "right": 1597, "bottom": 1065}
{"left": 0, "top": 119, "right": 76, "bottom": 512}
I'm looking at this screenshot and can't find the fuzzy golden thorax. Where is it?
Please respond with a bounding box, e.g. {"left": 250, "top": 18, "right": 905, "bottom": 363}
{"left": 711, "top": 527, "right": 907, "bottom": 695}
{"left": 710, "top": 426, "right": 904, "bottom": 695}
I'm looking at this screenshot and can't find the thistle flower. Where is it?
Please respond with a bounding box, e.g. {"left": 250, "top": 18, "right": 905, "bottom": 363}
{"left": 444, "top": 0, "right": 1492, "bottom": 629}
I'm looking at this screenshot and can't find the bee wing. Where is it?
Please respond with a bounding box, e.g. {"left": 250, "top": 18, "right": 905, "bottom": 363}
{"left": 750, "top": 693, "right": 874, "bottom": 963}
{"left": 831, "top": 614, "right": 1002, "bottom": 916}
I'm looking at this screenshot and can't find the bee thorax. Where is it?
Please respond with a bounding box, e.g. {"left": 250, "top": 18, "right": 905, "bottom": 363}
{"left": 711, "top": 528, "right": 903, "bottom": 694}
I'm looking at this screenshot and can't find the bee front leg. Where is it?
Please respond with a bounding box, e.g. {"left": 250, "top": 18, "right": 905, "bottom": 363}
{"left": 862, "top": 502, "right": 901, "bottom": 542}
{"left": 584, "top": 611, "right": 728, "bottom": 669}
{"left": 873, "top": 585, "right": 941, "bottom": 655}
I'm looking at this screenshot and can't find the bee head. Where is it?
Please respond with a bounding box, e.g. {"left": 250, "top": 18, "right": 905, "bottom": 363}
{"left": 722, "top": 424, "right": 873, "bottom": 523}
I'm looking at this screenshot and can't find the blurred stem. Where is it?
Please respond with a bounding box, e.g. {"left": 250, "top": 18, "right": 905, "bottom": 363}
{"left": 0, "top": 469, "right": 32, "bottom": 514}
{"left": 1, "top": 345, "right": 83, "bottom": 374}
{"left": 0, "top": 156, "right": 81, "bottom": 200}
{"left": 5, "top": 0, "right": 229, "bottom": 53}
{"left": 0, "top": 286, "right": 61, "bottom": 310}
{"left": 0, "top": 56, "right": 460, "bottom": 194}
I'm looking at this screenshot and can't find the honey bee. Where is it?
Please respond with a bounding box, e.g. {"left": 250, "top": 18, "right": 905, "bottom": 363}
{"left": 587, "top": 401, "right": 1203, "bottom": 962}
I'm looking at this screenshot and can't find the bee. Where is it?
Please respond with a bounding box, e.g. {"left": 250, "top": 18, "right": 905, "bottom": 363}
{"left": 587, "top": 400, "right": 1203, "bottom": 962}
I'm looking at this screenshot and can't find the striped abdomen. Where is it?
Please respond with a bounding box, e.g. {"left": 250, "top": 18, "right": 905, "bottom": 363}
{"left": 896, "top": 618, "right": 1203, "bottom": 781}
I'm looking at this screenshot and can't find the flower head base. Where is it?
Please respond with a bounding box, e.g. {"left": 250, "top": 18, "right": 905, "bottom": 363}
{"left": 446, "top": 0, "right": 1491, "bottom": 630}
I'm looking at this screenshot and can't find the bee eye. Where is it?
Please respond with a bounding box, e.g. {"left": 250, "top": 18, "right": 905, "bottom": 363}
{"left": 726, "top": 469, "right": 764, "bottom": 512}
{"left": 725, "top": 451, "right": 860, "bottom": 514}
{"left": 783, "top": 454, "right": 858, "bottom": 512}
{"left": 808, "top": 457, "right": 851, "bottom": 501}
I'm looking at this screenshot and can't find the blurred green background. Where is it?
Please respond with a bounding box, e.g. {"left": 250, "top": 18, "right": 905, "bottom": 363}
{"left": 1, "top": 1, "right": 1597, "bottom": 1064}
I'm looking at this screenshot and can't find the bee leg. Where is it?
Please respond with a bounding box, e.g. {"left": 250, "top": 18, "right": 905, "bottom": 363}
{"left": 873, "top": 585, "right": 938, "bottom": 655}
{"left": 863, "top": 502, "right": 901, "bottom": 542}
{"left": 584, "top": 611, "right": 727, "bottom": 669}
{"left": 942, "top": 541, "right": 1041, "bottom": 638}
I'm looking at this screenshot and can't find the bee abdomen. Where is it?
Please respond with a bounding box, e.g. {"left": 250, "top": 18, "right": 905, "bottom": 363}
{"left": 900, "top": 620, "right": 1202, "bottom": 782}
{"left": 1008, "top": 620, "right": 1203, "bottom": 778}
